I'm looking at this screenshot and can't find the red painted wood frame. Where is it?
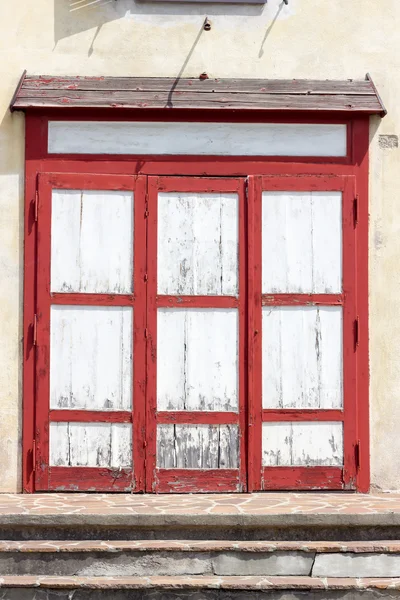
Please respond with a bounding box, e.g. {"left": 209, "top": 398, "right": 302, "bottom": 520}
{"left": 247, "top": 175, "right": 358, "bottom": 491}
{"left": 146, "top": 176, "right": 247, "bottom": 493}
{"left": 23, "top": 111, "right": 369, "bottom": 493}
{"left": 34, "top": 173, "right": 147, "bottom": 492}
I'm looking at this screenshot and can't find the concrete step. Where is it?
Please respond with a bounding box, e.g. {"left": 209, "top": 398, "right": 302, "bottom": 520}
{"left": 0, "top": 575, "right": 399, "bottom": 599}
{"left": 0, "top": 540, "right": 400, "bottom": 577}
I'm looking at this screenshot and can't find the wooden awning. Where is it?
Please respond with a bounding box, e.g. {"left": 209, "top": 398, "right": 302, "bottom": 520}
{"left": 10, "top": 72, "right": 386, "bottom": 115}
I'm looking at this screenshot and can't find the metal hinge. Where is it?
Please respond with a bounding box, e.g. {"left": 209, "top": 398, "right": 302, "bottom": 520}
{"left": 33, "top": 314, "right": 38, "bottom": 346}
{"left": 144, "top": 273, "right": 148, "bottom": 283}
{"left": 144, "top": 328, "right": 148, "bottom": 339}
{"left": 245, "top": 177, "right": 249, "bottom": 201}
{"left": 354, "top": 317, "right": 359, "bottom": 349}
{"left": 32, "top": 439, "right": 36, "bottom": 472}
{"left": 353, "top": 195, "right": 358, "bottom": 227}
{"left": 34, "top": 189, "right": 39, "bottom": 222}
{"left": 355, "top": 440, "right": 361, "bottom": 472}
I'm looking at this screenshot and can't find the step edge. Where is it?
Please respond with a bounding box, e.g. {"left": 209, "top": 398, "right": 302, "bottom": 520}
{"left": 1, "top": 541, "right": 400, "bottom": 553}
{"left": 1, "top": 514, "right": 400, "bottom": 528}
{"left": 0, "top": 575, "right": 400, "bottom": 591}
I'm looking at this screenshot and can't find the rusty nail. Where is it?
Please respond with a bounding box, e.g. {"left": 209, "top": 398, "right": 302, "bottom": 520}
{"left": 204, "top": 17, "right": 211, "bottom": 31}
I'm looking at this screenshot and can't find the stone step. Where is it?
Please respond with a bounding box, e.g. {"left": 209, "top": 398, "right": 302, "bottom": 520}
{"left": 0, "top": 575, "right": 399, "bottom": 599}
{"left": 1, "top": 492, "right": 400, "bottom": 541}
{"left": 0, "top": 540, "right": 399, "bottom": 577}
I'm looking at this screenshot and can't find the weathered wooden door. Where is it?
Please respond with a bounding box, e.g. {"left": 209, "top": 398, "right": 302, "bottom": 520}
{"left": 35, "top": 173, "right": 147, "bottom": 491}
{"left": 146, "top": 177, "right": 247, "bottom": 492}
{"left": 248, "top": 175, "right": 357, "bottom": 491}
{"left": 32, "top": 171, "right": 358, "bottom": 493}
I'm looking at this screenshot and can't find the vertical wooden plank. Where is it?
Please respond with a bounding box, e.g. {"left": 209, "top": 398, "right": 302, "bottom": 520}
{"left": 262, "top": 422, "right": 293, "bottom": 466}
{"left": 311, "top": 192, "right": 342, "bottom": 292}
{"left": 49, "top": 423, "right": 70, "bottom": 467}
{"left": 50, "top": 306, "right": 133, "bottom": 411}
{"left": 51, "top": 190, "right": 133, "bottom": 294}
{"left": 262, "top": 307, "right": 343, "bottom": 409}
{"left": 157, "top": 308, "right": 238, "bottom": 412}
{"left": 132, "top": 174, "right": 148, "bottom": 491}
{"left": 156, "top": 424, "right": 238, "bottom": 469}
{"left": 341, "top": 175, "right": 358, "bottom": 489}
{"left": 157, "top": 192, "right": 238, "bottom": 296}
{"left": 35, "top": 174, "right": 53, "bottom": 490}
{"left": 221, "top": 195, "right": 239, "bottom": 295}
{"left": 156, "top": 309, "right": 186, "bottom": 411}
{"left": 174, "top": 425, "right": 226, "bottom": 469}
{"left": 237, "top": 178, "right": 247, "bottom": 490}
{"left": 23, "top": 117, "right": 43, "bottom": 491}
{"left": 262, "top": 191, "right": 342, "bottom": 293}
{"left": 247, "top": 175, "right": 263, "bottom": 492}
{"left": 262, "top": 192, "right": 312, "bottom": 293}
{"left": 292, "top": 422, "right": 343, "bottom": 466}
{"left": 352, "top": 118, "right": 370, "bottom": 492}
{"left": 111, "top": 423, "right": 133, "bottom": 468}
{"left": 69, "top": 423, "right": 111, "bottom": 467}
{"left": 146, "top": 177, "right": 160, "bottom": 492}
{"left": 156, "top": 425, "right": 176, "bottom": 468}
{"left": 219, "top": 425, "right": 239, "bottom": 468}
{"left": 50, "top": 423, "right": 132, "bottom": 468}
{"left": 185, "top": 309, "right": 238, "bottom": 412}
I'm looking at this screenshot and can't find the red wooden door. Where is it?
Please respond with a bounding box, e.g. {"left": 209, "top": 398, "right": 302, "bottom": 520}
{"left": 31, "top": 170, "right": 359, "bottom": 493}
{"left": 145, "top": 177, "right": 247, "bottom": 492}
{"left": 34, "top": 173, "right": 147, "bottom": 491}
{"left": 248, "top": 175, "right": 358, "bottom": 491}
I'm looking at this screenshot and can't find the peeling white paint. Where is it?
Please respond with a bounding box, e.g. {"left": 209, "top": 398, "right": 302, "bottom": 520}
{"left": 49, "top": 422, "right": 132, "bottom": 468}
{"left": 158, "top": 192, "right": 238, "bottom": 296}
{"left": 262, "top": 191, "right": 342, "bottom": 294}
{"left": 157, "top": 308, "right": 238, "bottom": 412}
{"left": 50, "top": 306, "right": 133, "bottom": 411}
{"left": 157, "top": 424, "right": 239, "bottom": 468}
{"left": 262, "top": 422, "right": 343, "bottom": 466}
{"left": 262, "top": 306, "right": 343, "bottom": 409}
{"left": 51, "top": 189, "right": 134, "bottom": 294}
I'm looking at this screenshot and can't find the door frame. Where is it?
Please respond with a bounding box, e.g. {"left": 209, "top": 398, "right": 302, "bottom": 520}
{"left": 23, "top": 111, "right": 369, "bottom": 493}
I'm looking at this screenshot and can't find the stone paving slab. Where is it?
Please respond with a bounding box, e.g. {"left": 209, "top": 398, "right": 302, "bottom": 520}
{"left": 1, "top": 493, "right": 400, "bottom": 527}
{"left": 0, "top": 575, "right": 400, "bottom": 590}
{"left": 0, "top": 540, "right": 400, "bottom": 553}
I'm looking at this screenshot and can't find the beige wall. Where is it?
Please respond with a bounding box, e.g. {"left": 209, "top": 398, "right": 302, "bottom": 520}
{"left": 0, "top": 0, "right": 399, "bottom": 492}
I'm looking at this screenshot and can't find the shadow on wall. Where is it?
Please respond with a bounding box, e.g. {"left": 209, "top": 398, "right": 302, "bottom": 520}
{"left": 54, "top": 0, "right": 265, "bottom": 47}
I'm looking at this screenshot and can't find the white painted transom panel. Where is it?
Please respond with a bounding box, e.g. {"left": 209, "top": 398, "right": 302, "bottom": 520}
{"left": 51, "top": 189, "right": 133, "bottom": 294}
{"left": 262, "top": 191, "right": 342, "bottom": 293}
{"left": 158, "top": 192, "right": 238, "bottom": 296}
{"left": 50, "top": 422, "right": 132, "bottom": 467}
{"left": 157, "top": 308, "right": 238, "bottom": 412}
{"left": 50, "top": 306, "right": 133, "bottom": 411}
{"left": 262, "top": 307, "right": 343, "bottom": 409}
{"left": 157, "top": 424, "right": 239, "bottom": 469}
{"left": 48, "top": 121, "right": 347, "bottom": 157}
{"left": 262, "top": 422, "right": 343, "bottom": 466}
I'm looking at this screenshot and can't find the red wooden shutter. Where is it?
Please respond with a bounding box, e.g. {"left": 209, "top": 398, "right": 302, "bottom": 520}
{"left": 34, "top": 173, "right": 146, "bottom": 491}
{"left": 145, "top": 177, "right": 247, "bottom": 492}
{"left": 248, "top": 175, "right": 357, "bottom": 491}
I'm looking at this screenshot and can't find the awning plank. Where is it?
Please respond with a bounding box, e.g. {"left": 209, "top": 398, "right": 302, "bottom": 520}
{"left": 11, "top": 74, "right": 386, "bottom": 115}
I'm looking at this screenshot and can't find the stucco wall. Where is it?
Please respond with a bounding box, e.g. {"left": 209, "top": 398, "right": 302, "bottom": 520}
{"left": 0, "top": 0, "right": 398, "bottom": 492}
